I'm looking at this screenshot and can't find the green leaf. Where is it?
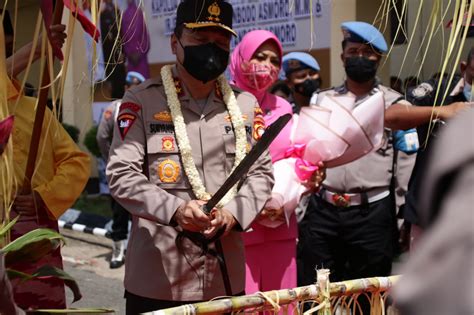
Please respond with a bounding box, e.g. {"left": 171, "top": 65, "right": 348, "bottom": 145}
{"left": 7, "top": 265, "right": 83, "bottom": 303}
{"left": 27, "top": 308, "right": 115, "bottom": 314}
{"left": 2, "top": 228, "right": 65, "bottom": 265}
{"left": 0, "top": 216, "right": 19, "bottom": 237}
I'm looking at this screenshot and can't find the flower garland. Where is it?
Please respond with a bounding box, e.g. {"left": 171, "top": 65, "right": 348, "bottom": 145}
{"left": 161, "top": 65, "right": 247, "bottom": 208}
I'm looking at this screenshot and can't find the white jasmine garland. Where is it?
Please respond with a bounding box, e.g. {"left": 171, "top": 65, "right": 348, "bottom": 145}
{"left": 161, "top": 65, "right": 247, "bottom": 208}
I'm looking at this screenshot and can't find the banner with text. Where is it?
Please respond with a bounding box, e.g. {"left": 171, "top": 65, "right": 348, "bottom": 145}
{"left": 144, "top": 0, "right": 331, "bottom": 64}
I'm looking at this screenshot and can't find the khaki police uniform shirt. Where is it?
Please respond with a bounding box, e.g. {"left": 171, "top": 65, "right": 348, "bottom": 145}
{"left": 311, "top": 83, "right": 415, "bottom": 199}
{"left": 96, "top": 100, "right": 121, "bottom": 162}
{"left": 106, "top": 66, "right": 274, "bottom": 301}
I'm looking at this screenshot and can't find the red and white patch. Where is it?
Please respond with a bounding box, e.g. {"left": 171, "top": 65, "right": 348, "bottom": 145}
{"left": 119, "top": 102, "right": 141, "bottom": 113}
{"left": 117, "top": 113, "right": 137, "bottom": 140}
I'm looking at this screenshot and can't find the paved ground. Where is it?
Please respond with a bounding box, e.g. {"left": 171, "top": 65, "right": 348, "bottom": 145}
{"left": 60, "top": 229, "right": 125, "bottom": 314}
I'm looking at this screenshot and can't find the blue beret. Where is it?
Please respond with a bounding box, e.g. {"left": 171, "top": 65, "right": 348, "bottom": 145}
{"left": 126, "top": 71, "right": 146, "bottom": 84}
{"left": 341, "top": 21, "right": 388, "bottom": 53}
{"left": 282, "top": 52, "right": 320, "bottom": 77}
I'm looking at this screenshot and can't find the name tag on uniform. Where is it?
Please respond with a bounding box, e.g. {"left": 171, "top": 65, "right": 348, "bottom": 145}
{"left": 149, "top": 123, "right": 175, "bottom": 134}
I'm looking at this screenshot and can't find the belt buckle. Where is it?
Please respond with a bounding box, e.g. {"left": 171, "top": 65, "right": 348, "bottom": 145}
{"left": 332, "top": 193, "right": 350, "bottom": 207}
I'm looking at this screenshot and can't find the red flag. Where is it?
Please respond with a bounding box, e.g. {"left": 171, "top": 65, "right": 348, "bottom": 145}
{"left": 63, "top": 0, "right": 101, "bottom": 42}
{"left": 40, "top": 0, "right": 64, "bottom": 60}
{"left": 40, "top": 0, "right": 101, "bottom": 61}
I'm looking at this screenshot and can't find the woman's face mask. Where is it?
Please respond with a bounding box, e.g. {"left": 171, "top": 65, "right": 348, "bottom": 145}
{"left": 240, "top": 61, "right": 279, "bottom": 91}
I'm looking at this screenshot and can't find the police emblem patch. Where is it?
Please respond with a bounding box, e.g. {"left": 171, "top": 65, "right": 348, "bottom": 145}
{"left": 161, "top": 136, "right": 175, "bottom": 152}
{"left": 158, "top": 159, "right": 180, "bottom": 183}
{"left": 117, "top": 113, "right": 137, "bottom": 140}
{"left": 411, "top": 82, "right": 434, "bottom": 98}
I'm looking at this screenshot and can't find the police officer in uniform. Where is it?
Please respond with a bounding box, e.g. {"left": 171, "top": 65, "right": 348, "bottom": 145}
{"left": 282, "top": 52, "right": 321, "bottom": 114}
{"left": 97, "top": 71, "right": 145, "bottom": 269}
{"left": 401, "top": 47, "right": 473, "bottom": 247}
{"left": 298, "top": 20, "right": 463, "bottom": 292}
{"left": 106, "top": 0, "right": 273, "bottom": 313}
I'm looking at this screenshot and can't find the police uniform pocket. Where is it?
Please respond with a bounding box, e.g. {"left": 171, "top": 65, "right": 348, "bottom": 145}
{"left": 146, "top": 135, "right": 190, "bottom": 189}
{"left": 222, "top": 133, "right": 236, "bottom": 174}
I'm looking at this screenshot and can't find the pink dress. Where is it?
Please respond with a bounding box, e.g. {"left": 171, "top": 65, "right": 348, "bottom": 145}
{"left": 243, "top": 94, "right": 297, "bottom": 294}
{"left": 229, "top": 30, "right": 298, "bottom": 296}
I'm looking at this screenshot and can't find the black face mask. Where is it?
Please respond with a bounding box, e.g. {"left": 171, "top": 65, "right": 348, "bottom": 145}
{"left": 344, "top": 56, "right": 378, "bottom": 83}
{"left": 294, "top": 79, "right": 320, "bottom": 97}
{"left": 178, "top": 40, "right": 229, "bottom": 83}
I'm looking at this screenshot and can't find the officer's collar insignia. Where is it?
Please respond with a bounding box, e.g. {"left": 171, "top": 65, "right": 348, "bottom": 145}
{"left": 173, "top": 78, "right": 185, "bottom": 98}
{"left": 215, "top": 81, "right": 223, "bottom": 99}
{"left": 154, "top": 111, "right": 173, "bottom": 122}
{"left": 207, "top": 2, "right": 221, "bottom": 22}
{"left": 288, "top": 60, "right": 301, "bottom": 69}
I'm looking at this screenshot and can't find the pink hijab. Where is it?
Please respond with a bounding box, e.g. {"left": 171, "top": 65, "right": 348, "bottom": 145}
{"left": 230, "top": 30, "right": 293, "bottom": 162}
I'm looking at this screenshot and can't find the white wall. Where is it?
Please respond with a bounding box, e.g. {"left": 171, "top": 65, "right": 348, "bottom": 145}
{"left": 390, "top": 0, "right": 474, "bottom": 82}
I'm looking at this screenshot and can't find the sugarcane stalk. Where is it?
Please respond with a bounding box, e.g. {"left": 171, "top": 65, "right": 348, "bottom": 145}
{"left": 149, "top": 276, "right": 400, "bottom": 315}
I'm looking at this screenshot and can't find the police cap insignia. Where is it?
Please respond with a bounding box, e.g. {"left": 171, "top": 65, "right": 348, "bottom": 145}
{"left": 176, "top": 0, "right": 237, "bottom": 36}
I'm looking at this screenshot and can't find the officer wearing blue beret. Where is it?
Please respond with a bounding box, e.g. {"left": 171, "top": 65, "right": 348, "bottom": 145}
{"left": 282, "top": 52, "right": 321, "bottom": 113}
{"left": 297, "top": 22, "right": 470, "bottom": 312}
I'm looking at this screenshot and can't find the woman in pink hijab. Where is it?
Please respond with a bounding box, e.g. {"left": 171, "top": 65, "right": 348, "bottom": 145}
{"left": 230, "top": 30, "right": 298, "bottom": 295}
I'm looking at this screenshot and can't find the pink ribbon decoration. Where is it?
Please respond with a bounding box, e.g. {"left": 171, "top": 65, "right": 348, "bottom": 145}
{"left": 0, "top": 115, "right": 14, "bottom": 156}
{"left": 285, "top": 144, "right": 320, "bottom": 181}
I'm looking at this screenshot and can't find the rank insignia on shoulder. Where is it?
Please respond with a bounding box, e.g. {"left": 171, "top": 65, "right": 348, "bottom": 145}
{"left": 117, "top": 113, "right": 137, "bottom": 140}
{"left": 119, "top": 102, "right": 141, "bottom": 113}
{"left": 154, "top": 111, "right": 173, "bottom": 122}
{"left": 161, "top": 136, "right": 175, "bottom": 152}
{"left": 253, "top": 106, "right": 266, "bottom": 141}
{"left": 254, "top": 106, "right": 264, "bottom": 117}
{"left": 253, "top": 116, "right": 266, "bottom": 141}
{"left": 158, "top": 159, "right": 180, "bottom": 183}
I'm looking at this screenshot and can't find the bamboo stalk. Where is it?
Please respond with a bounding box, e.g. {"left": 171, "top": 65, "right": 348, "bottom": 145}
{"left": 149, "top": 276, "right": 400, "bottom": 315}
{"left": 21, "top": 0, "right": 64, "bottom": 194}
